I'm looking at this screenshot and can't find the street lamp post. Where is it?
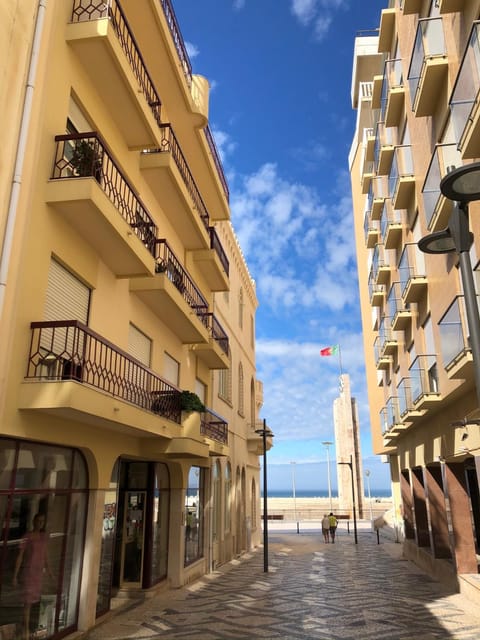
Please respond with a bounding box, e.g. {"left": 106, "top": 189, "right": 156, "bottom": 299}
{"left": 365, "top": 469, "right": 373, "bottom": 522}
{"left": 290, "top": 461, "right": 299, "bottom": 533}
{"left": 338, "top": 454, "right": 358, "bottom": 544}
{"left": 256, "top": 419, "right": 273, "bottom": 572}
{"left": 418, "top": 162, "right": 480, "bottom": 409}
{"left": 322, "top": 441, "right": 333, "bottom": 512}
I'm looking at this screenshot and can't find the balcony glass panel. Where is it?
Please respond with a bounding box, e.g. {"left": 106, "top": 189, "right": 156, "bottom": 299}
{"left": 438, "top": 295, "right": 472, "bottom": 367}
{"left": 388, "top": 145, "right": 414, "bottom": 199}
{"left": 368, "top": 270, "right": 385, "bottom": 301}
{"left": 422, "top": 143, "right": 461, "bottom": 227}
{"left": 409, "top": 354, "right": 439, "bottom": 403}
{"left": 374, "top": 122, "right": 395, "bottom": 173}
{"left": 386, "top": 396, "right": 401, "bottom": 429}
{"left": 408, "top": 17, "right": 446, "bottom": 109}
{"left": 397, "top": 377, "right": 414, "bottom": 416}
{"left": 450, "top": 22, "right": 480, "bottom": 143}
{"left": 372, "top": 244, "right": 387, "bottom": 280}
{"left": 381, "top": 58, "right": 403, "bottom": 121}
{"left": 398, "top": 243, "right": 424, "bottom": 295}
{"left": 387, "top": 281, "right": 407, "bottom": 318}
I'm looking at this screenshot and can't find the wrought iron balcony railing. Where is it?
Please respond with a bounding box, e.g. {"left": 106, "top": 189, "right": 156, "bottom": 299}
{"left": 157, "top": 0, "right": 229, "bottom": 202}
{"left": 201, "top": 408, "right": 228, "bottom": 444}
{"left": 71, "top": 0, "right": 162, "bottom": 127}
{"left": 52, "top": 132, "right": 158, "bottom": 255}
{"left": 155, "top": 239, "right": 209, "bottom": 319}
{"left": 209, "top": 227, "right": 229, "bottom": 276}
{"left": 26, "top": 320, "right": 182, "bottom": 423}
{"left": 198, "top": 312, "right": 229, "bottom": 355}
{"left": 147, "top": 124, "right": 211, "bottom": 231}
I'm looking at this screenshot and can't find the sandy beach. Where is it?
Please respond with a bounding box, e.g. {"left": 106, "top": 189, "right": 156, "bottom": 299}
{"left": 262, "top": 496, "right": 393, "bottom": 521}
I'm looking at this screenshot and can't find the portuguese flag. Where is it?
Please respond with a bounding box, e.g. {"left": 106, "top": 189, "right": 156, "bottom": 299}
{"left": 320, "top": 345, "right": 339, "bottom": 356}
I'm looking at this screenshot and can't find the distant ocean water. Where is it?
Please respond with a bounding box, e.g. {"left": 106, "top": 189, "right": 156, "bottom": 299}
{"left": 266, "top": 488, "right": 392, "bottom": 499}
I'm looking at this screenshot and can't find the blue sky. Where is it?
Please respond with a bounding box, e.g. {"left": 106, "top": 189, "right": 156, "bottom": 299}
{"left": 173, "top": 0, "right": 390, "bottom": 492}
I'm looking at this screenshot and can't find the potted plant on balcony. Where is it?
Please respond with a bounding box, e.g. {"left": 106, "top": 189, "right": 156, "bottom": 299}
{"left": 70, "top": 139, "right": 103, "bottom": 181}
{"left": 180, "top": 390, "right": 205, "bottom": 413}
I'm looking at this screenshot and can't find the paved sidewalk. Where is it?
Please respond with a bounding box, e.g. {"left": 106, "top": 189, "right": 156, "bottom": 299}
{"left": 83, "top": 525, "right": 480, "bottom": 639}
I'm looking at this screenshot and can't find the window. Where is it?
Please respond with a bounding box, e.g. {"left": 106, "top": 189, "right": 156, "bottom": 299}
{"left": 128, "top": 324, "right": 151, "bottom": 367}
{"left": 184, "top": 466, "right": 204, "bottom": 566}
{"left": 218, "top": 367, "right": 232, "bottom": 403}
{"left": 224, "top": 463, "right": 232, "bottom": 533}
{"left": 164, "top": 352, "right": 179, "bottom": 386}
{"left": 238, "top": 287, "right": 244, "bottom": 328}
{"left": 212, "top": 461, "right": 221, "bottom": 541}
{"left": 238, "top": 363, "right": 245, "bottom": 416}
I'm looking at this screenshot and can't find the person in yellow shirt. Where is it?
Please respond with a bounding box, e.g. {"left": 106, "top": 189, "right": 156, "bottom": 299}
{"left": 328, "top": 512, "right": 338, "bottom": 543}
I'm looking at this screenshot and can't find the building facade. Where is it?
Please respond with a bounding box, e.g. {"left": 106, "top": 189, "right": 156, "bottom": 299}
{"left": 350, "top": 0, "right": 480, "bottom": 590}
{"left": 0, "top": 2, "right": 267, "bottom": 638}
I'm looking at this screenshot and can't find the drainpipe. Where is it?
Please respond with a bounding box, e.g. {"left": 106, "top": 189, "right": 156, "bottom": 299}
{"left": 0, "top": 0, "right": 48, "bottom": 322}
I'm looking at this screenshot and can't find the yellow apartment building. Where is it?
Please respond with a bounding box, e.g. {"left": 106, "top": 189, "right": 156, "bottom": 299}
{"left": 350, "top": 0, "right": 480, "bottom": 595}
{"left": 0, "top": 1, "right": 269, "bottom": 638}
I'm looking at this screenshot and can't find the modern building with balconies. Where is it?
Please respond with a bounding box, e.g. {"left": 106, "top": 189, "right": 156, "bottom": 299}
{"left": 349, "top": 0, "right": 480, "bottom": 598}
{"left": 0, "top": 2, "right": 266, "bottom": 638}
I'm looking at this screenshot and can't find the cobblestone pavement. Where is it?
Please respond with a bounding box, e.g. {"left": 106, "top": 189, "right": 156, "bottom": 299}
{"left": 84, "top": 526, "right": 480, "bottom": 640}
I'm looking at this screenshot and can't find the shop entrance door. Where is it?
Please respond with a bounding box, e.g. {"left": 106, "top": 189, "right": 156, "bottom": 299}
{"left": 120, "top": 491, "right": 146, "bottom": 586}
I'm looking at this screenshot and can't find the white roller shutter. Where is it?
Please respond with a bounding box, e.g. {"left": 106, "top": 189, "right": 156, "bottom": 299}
{"left": 44, "top": 259, "right": 90, "bottom": 323}
{"left": 128, "top": 323, "right": 151, "bottom": 367}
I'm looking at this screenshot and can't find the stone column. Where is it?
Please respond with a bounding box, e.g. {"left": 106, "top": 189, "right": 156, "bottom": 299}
{"left": 412, "top": 467, "right": 430, "bottom": 547}
{"left": 444, "top": 462, "right": 477, "bottom": 573}
{"left": 425, "top": 464, "right": 451, "bottom": 559}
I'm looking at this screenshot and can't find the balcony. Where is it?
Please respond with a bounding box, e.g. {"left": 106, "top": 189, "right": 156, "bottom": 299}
{"left": 398, "top": 377, "right": 426, "bottom": 421}
{"left": 364, "top": 212, "right": 380, "bottom": 248}
{"left": 20, "top": 320, "right": 183, "bottom": 433}
{"left": 450, "top": 22, "right": 480, "bottom": 159}
{"left": 367, "top": 176, "right": 390, "bottom": 220}
{"left": 378, "top": 8, "right": 396, "bottom": 53}
{"left": 422, "top": 143, "right": 461, "bottom": 231}
{"left": 381, "top": 396, "right": 405, "bottom": 434}
{"left": 247, "top": 421, "right": 274, "bottom": 455}
{"left": 158, "top": 0, "right": 229, "bottom": 202}
{"left": 189, "top": 227, "right": 230, "bottom": 291}
{"left": 409, "top": 355, "right": 441, "bottom": 410}
{"left": 191, "top": 312, "right": 229, "bottom": 369}
{"left": 408, "top": 17, "right": 448, "bottom": 117}
{"left": 372, "top": 244, "right": 392, "bottom": 285}
{"left": 389, "top": 145, "right": 415, "bottom": 210}
{"left": 378, "top": 317, "right": 399, "bottom": 356}
{"left": 46, "top": 132, "right": 156, "bottom": 278}
{"left": 67, "top": 0, "right": 162, "bottom": 149}
{"left": 380, "top": 200, "right": 405, "bottom": 249}
{"left": 365, "top": 127, "right": 376, "bottom": 163}
{"left": 380, "top": 59, "right": 405, "bottom": 127}
{"left": 438, "top": 0, "right": 464, "bottom": 12}
{"left": 402, "top": 0, "right": 422, "bottom": 14}
{"left": 387, "top": 282, "right": 412, "bottom": 330}
{"left": 439, "top": 295, "right": 474, "bottom": 380}
{"left": 374, "top": 122, "right": 395, "bottom": 175}
{"left": 369, "top": 270, "right": 386, "bottom": 307}
{"left": 130, "top": 239, "right": 210, "bottom": 342}
{"left": 140, "top": 125, "right": 211, "bottom": 249}
{"left": 399, "top": 243, "right": 427, "bottom": 303}
{"left": 201, "top": 408, "right": 228, "bottom": 453}
{"left": 374, "top": 336, "right": 393, "bottom": 370}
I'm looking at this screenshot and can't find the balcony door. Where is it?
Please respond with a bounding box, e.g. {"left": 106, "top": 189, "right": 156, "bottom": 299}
{"left": 120, "top": 491, "right": 146, "bottom": 586}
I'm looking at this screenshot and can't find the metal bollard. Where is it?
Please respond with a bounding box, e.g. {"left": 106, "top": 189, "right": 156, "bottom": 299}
{"left": 376, "top": 528, "right": 380, "bottom": 544}
{"left": 347, "top": 520, "right": 350, "bottom": 534}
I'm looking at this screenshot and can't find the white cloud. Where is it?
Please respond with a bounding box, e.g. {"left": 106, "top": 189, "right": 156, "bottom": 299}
{"left": 185, "top": 41, "right": 199, "bottom": 59}
{"left": 233, "top": 0, "right": 245, "bottom": 9}
{"left": 290, "top": 0, "right": 348, "bottom": 41}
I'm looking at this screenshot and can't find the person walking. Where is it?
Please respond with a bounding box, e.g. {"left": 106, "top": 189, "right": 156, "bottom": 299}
{"left": 329, "top": 512, "right": 338, "bottom": 543}
{"left": 321, "top": 514, "right": 330, "bottom": 543}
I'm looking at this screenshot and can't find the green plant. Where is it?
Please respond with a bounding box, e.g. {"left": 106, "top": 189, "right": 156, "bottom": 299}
{"left": 70, "top": 139, "right": 103, "bottom": 178}
{"left": 180, "top": 390, "right": 205, "bottom": 412}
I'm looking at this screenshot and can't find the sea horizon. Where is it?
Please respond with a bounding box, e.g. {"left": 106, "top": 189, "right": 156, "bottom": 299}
{"left": 265, "top": 488, "right": 392, "bottom": 499}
